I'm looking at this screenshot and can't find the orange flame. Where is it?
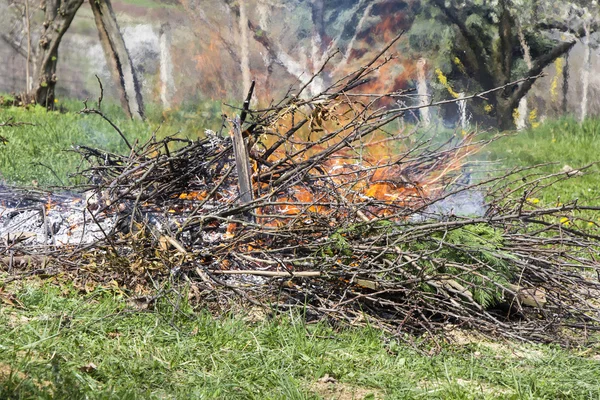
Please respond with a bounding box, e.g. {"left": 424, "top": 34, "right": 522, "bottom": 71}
{"left": 248, "top": 100, "right": 477, "bottom": 227}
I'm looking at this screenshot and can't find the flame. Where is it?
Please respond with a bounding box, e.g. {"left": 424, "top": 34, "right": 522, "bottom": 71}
{"left": 247, "top": 100, "right": 477, "bottom": 227}
{"left": 45, "top": 196, "right": 56, "bottom": 213}
{"left": 179, "top": 191, "right": 208, "bottom": 201}
{"left": 167, "top": 0, "right": 475, "bottom": 229}
{"left": 176, "top": 0, "right": 419, "bottom": 106}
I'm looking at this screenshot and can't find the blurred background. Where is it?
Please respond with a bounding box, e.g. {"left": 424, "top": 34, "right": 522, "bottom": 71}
{"left": 0, "top": 0, "right": 598, "bottom": 129}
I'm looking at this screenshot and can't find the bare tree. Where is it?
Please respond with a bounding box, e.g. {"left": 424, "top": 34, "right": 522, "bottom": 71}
{"left": 1, "top": 0, "right": 144, "bottom": 118}
{"left": 179, "top": 0, "right": 405, "bottom": 100}
{"left": 1, "top": 0, "right": 39, "bottom": 92}
{"left": 89, "top": 0, "right": 145, "bottom": 120}
{"left": 35, "top": 0, "right": 85, "bottom": 107}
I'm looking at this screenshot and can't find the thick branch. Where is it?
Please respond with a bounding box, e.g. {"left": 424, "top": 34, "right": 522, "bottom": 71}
{"left": 431, "top": 0, "right": 496, "bottom": 90}
{"left": 537, "top": 21, "right": 599, "bottom": 39}
{"left": 509, "top": 40, "right": 576, "bottom": 109}
{"left": 0, "top": 33, "right": 27, "bottom": 59}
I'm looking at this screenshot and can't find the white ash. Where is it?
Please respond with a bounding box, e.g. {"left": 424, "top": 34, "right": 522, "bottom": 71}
{"left": 0, "top": 196, "right": 117, "bottom": 247}
{"left": 0, "top": 189, "right": 234, "bottom": 249}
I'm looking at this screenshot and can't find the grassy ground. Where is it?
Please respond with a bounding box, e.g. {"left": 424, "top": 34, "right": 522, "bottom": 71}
{"left": 484, "top": 117, "right": 600, "bottom": 205}
{"left": 1, "top": 281, "right": 600, "bottom": 399}
{"left": 0, "top": 99, "right": 223, "bottom": 187}
{"left": 1, "top": 107, "right": 600, "bottom": 398}
{"left": 481, "top": 118, "right": 600, "bottom": 231}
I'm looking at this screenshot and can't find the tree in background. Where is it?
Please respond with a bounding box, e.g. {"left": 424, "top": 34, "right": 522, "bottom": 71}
{"left": 179, "top": 0, "right": 418, "bottom": 102}
{"left": 0, "top": 0, "right": 37, "bottom": 94}
{"left": 33, "top": 0, "right": 84, "bottom": 107}
{"left": 89, "top": 0, "right": 145, "bottom": 120}
{"left": 410, "top": 0, "right": 578, "bottom": 130}
{"left": 0, "top": 0, "right": 144, "bottom": 118}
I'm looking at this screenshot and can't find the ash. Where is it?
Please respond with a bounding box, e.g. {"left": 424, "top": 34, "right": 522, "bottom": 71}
{"left": 0, "top": 189, "right": 117, "bottom": 247}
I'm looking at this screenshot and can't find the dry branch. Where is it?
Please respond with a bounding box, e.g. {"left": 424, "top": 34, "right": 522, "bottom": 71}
{"left": 3, "top": 40, "right": 600, "bottom": 345}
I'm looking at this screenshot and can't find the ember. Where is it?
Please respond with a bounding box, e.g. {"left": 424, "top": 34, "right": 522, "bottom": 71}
{"left": 2, "top": 37, "right": 600, "bottom": 344}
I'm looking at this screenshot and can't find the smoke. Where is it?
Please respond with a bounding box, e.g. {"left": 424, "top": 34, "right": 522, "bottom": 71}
{"left": 426, "top": 189, "right": 486, "bottom": 218}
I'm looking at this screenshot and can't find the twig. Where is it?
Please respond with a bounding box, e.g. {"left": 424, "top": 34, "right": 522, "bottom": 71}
{"left": 209, "top": 270, "right": 321, "bottom": 277}
{"left": 95, "top": 74, "right": 104, "bottom": 110}
{"left": 80, "top": 105, "right": 133, "bottom": 151}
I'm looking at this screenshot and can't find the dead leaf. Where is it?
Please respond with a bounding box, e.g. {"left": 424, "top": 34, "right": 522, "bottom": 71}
{"left": 79, "top": 362, "right": 97, "bottom": 373}
{"left": 318, "top": 373, "right": 337, "bottom": 384}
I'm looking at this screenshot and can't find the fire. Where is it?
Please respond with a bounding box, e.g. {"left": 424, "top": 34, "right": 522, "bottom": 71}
{"left": 178, "top": 191, "right": 208, "bottom": 201}
{"left": 246, "top": 100, "right": 477, "bottom": 227}
{"left": 45, "top": 196, "right": 56, "bottom": 212}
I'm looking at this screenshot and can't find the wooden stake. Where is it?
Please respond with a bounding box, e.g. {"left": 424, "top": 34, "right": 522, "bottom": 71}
{"left": 231, "top": 116, "right": 254, "bottom": 219}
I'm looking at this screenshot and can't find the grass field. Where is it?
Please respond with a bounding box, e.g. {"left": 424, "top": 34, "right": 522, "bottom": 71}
{"left": 1, "top": 106, "right": 600, "bottom": 398}
{"left": 1, "top": 281, "right": 600, "bottom": 399}
{"left": 0, "top": 100, "right": 223, "bottom": 187}
{"left": 484, "top": 117, "right": 600, "bottom": 205}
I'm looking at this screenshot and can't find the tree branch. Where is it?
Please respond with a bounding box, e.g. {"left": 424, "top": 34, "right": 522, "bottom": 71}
{"left": 509, "top": 39, "right": 576, "bottom": 109}
{"left": 0, "top": 33, "right": 27, "bottom": 59}
{"left": 431, "top": 0, "right": 496, "bottom": 90}
{"left": 537, "top": 21, "right": 599, "bottom": 39}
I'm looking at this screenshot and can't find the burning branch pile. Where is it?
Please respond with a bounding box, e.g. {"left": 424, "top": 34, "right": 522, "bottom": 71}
{"left": 3, "top": 43, "right": 600, "bottom": 344}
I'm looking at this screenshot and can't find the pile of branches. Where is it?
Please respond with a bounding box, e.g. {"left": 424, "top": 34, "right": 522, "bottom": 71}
{"left": 28, "top": 37, "right": 600, "bottom": 343}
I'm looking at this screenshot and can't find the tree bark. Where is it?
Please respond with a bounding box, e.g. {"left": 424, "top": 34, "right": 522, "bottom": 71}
{"left": 24, "top": 0, "right": 32, "bottom": 94}
{"left": 89, "top": 0, "right": 144, "bottom": 120}
{"left": 515, "top": 19, "right": 532, "bottom": 130}
{"left": 34, "top": 0, "right": 84, "bottom": 108}
{"left": 237, "top": 0, "right": 252, "bottom": 96}
{"left": 416, "top": 58, "right": 431, "bottom": 127}
{"left": 562, "top": 52, "right": 569, "bottom": 115}
{"left": 309, "top": 0, "right": 324, "bottom": 73}
{"left": 580, "top": 22, "right": 591, "bottom": 123}
{"left": 159, "top": 23, "right": 175, "bottom": 109}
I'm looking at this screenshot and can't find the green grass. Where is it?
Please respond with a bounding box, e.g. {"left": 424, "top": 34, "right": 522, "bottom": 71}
{"left": 0, "top": 100, "right": 224, "bottom": 187}
{"left": 2, "top": 105, "right": 600, "bottom": 398}
{"left": 484, "top": 118, "right": 600, "bottom": 205}
{"left": 1, "top": 281, "right": 600, "bottom": 399}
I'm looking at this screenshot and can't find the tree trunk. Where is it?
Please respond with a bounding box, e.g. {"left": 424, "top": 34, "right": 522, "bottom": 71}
{"left": 562, "top": 52, "right": 569, "bottom": 115}
{"left": 416, "top": 58, "right": 430, "bottom": 127}
{"left": 24, "top": 0, "right": 32, "bottom": 94}
{"left": 89, "top": 0, "right": 144, "bottom": 120}
{"left": 34, "top": 0, "right": 84, "bottom": 108}
{"left": 515, "top": 19, "right": 532, "bottom": 130}
{"left": 237, "top": 0, "right": 252, "bottom": 96}
{"left": 159, "top": 23, "right": 175, "bottom": 110}
{"left": 310, "top": 0, "right": 325, "bottom": 75}
{"left": 496, "top": 98, "right": 514, "bottom": 131}
{"left": 580, "top": 22, "right": 591, "bottom": 123}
